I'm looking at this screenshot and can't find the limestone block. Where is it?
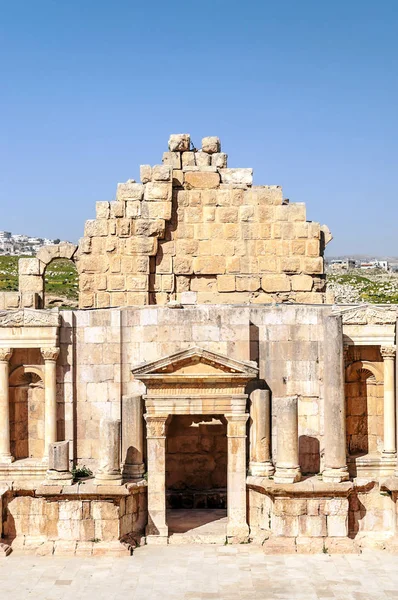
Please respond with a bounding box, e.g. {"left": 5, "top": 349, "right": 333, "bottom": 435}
{"left": 308, "top": 222, "right": 321, "bottom": 239}
{"left": 202, "top": 136, "right": 221, "bottom": 154}
{"left": 326, "top": 515, "right": 347, "bottom": 537}
{"left": 280, "top": 257, "right": 300, "bottom": 273}
{"left": 211, "top": 152, "right": 227, "bottom": 168}
{"left": 109, "top": 275, "right": 125, "bottom": 290}
{"left": 291, "top": 240, "right": 306, "bottom": 255}
{"left": 298, "top": 515, "right": 327, "bottom": 537}
{"left": 84, "top": 219, "right": 108, "bottom": 237}
{"left": 80, "top": 292, "right": 95, "bottom": 308}
{"left": 110, "top": 201, "right": 125, "bottom": 218}
{"left": 306, "top": 240, "right": 320, "bottom": 257}
{"left": 145, "top": 201, "right": 172, "bottom": 220}
{"left": 217, "top": 207, "right": 238, "bottom": 223}
{"left": 172, "top": 169, "right": 184, "bottom": 187}
{"left": 118, "top": 219, "right": 132, "bottom": 237}
{"left": 217, "top": 275, "right": 236, "bottom": 292}
{"left": 184, "top": 171, "right": 220, "bottom": 189}
{"left": 173, "top": 257, "right": 193, "bottom": 274}
{"left": 19, "top": 275, "right": 43, "bottom": 293}
{"left": 296, "top": 537, "right": 325, "bottom": 553}
{"left": 152, "top": 165, "right": 172, "bottom": 182}
{"left": 258, "top": 256, "right": 278, "bottom": 273}
{"left": 19, "top": 258, "right": 42, "bottom": 276}
{"left": 301, "top": 257, "right": 324, "bottom": 274}
{"left": 48, "top": 441, "right": 70, "bottom": 471}
{"left": 134, "top": 219, "right": 165, "bottom": 238}
{"left": 116, "top": 182, "right": 144, "bottom": 201}
{"left": 162, "top": 151, "right": 182, "bottom": 169}
{"left": 271, "top": 515, "right": 299, "bottom": 537}
{"left": 320, "top": 224, "right": 333, "bottom": 245}
{"left": 263, "top": 537, "right": 297, "bottom": 554}
{"left": 125, "top": 201, "right": 141, "bottom": 218}
{"left": 219, "top": 168, "right": 253, "bottom": 186}
{"left": 290, "top": 275, "right": 313, "bottom": 292}
{"left": 79, "top": 237, "right": 91, "bottom": 253}
{"left": 168, "top": 133, "right": 190, "bottom": 152}
{"left": 273, "top": 498, "right": 307, "bottom": 516}
{"left": 96, "top": 201, "right": 110, "bottom": 219}
{"left": 193, "top": 256, "right": 226, "bottom": 275}
{"left": 126, "top": 275, "right": 148, "bottom": 291}
{"left": 144, "top": 181, "right": 171, "bottom": 201}
{"left": 140, "top": 165, "right": 152, "bottom": 183}
{"left": 226, "top": 256, "right": 240, "bottom": 273}
{"left": 195, "top": 151, "right": 211, "bottom": 167}
{"left": 97, "top": 292, "right": 110, "bottom": 308}
{"left": 19, "top": 292, "right": 33, "bottom": 308}
{"left": 181, "top": 152, "right": 196, "bottom": 167}
{"left": 261, "top": 274, "right": 291, "bottom": 292}
{"left": 324, "top": 498, "right": 348, "bottom": 516}
{"left": 126, "top": 237, "right": 158, "bottom": 255}
{"left": 287, "top": 203, "right": 306, "bottom": 221}
{"left": 180, "top": 291, "right": 197, "bottom": 304}
{"left": 236, "top": 276, "right": 260, "bottom": 292}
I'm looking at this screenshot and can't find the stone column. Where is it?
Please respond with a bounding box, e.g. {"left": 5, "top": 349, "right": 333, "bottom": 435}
{"left": 95, "top": 419, "right": 123, "bottom": 485}
{"left": 41, "top": 347, "right": 60, "bottom": 460}
{"left": 0, "top": 348, "right": 13, "bottom": 463}
{"left": 122, "top": 395, "right": 145, "bottom": 479}
{"left": 274, "top": 396, "right": 301, "bottom": 483}
{"left": 322, "top": 315, "right": 349, "bottom": 483}
{"left": 249, "top": 389, "right": 274, "bottom": 476}
{"left": 45, "top": 440, "right": 73, "bottom": 485}
{"left": 225, "top": 413, "right": 249, "bottom": 541}
{"left": 144, "top": 415, "right": 169, "bottom": 544}
{"left": 381, "top": 346, "right": 396, "bottom": 456}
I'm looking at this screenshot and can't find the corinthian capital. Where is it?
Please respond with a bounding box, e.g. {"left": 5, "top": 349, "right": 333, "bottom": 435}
{"left": 144, "top": 415, "right": 168, "bottom": 438}
{"left": 41, "top": 347, "right": 60, "bottom": 362}
{"left": 0, "top": 347, "right": 13, "bottom": 362}
{"left": 381, "top": 346, "right": 396, "bottom": 359}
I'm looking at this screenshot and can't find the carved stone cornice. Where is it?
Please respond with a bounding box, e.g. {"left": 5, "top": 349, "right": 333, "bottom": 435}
{"left": 333, "top": 304, "right": 397, "bottom": 325}
{"left": 144, "top": 415, "right": 168, "bottom": 438}
{"left": 0, "top": 348, "right": 13, "bottom": 362}
{"left": 41, "top": 347, "right": 60, "bottom": 362}
{"left": 381, "top": 346, "right": 396, "bottom": 359}
{"left": 0, "top": 309, "right": 60, "bottom": 328}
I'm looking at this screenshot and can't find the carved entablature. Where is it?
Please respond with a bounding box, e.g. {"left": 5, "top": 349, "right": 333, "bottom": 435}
{"left": 333, "top": 304, "right": 397, "bottom": 347}
{"left": 0, "top": 308, "right": 60, "bottom": 328}
{"left": 132, "top": 346, "right": 258, "bottom": 416}
{"left": 0, "top": 309, "right": 60, "bottom": 349}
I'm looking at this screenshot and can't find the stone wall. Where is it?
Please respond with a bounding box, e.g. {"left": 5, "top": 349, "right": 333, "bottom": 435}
{"left": 76, "top": 134, "right": 332, "bottom": 309}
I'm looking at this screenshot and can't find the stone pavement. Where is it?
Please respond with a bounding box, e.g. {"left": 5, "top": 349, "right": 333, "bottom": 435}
{"left": 2, "top": 546, "right": 398, "bottom": 599}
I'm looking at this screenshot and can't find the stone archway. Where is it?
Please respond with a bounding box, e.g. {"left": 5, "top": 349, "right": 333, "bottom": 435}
{"left": 18, "top": 243, "right": 78, "bottom": 309}
{"left": 132, "top": 346, "right": 258, "bottom": 544}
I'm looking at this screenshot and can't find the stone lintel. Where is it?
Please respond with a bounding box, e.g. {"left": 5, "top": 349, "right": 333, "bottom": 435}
{"left": 246, "top": 475, "right": 354, "bottom": 497}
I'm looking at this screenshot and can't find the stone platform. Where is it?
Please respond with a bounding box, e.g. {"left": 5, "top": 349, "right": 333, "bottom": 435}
{"left": 167, "top": 509, "right": 227, "bottom": 544}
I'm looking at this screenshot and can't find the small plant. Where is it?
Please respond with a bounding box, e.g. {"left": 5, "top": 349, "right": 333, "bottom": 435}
{"left": 72, "top": 465, "right": 93, "bottom": 480}
{"left": 143, "top": 472, "right": 148, "bottom": 481}
{"left": 322, "top": 545, "right": 328, "bottom": 554}
{"left": 90, "top": 538, "right": 100, "bottom": 543}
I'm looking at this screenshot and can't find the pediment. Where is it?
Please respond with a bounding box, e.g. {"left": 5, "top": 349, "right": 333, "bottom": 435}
{"left": 333, "top": 304, "right": 397, "bottom": 325}
{"left": 132, "top": 346, "right": 258, "bottom": 382}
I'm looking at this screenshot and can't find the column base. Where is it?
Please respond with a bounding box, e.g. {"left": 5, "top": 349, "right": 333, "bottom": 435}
{"left": 226, "top": 521, "right": 249, "bottom": 542}
{"left": 0, "top": 454, "right": 14, "bottom": 464}
{"left": 122, "top": 462, "right": 145, "bottom": 480}
{"left": 274, "top": 466, "right": 301, "bottom": 484}
{"left": 44, "top": 469, "right": 74, "bottom": 486}
{"left": 382, "top": 451, "right": 397, "bottom": 459}
{"left": 249, "top": 461, "right": 275, "bottom": 477}
{"left": 95, "top": 472, "right": 123, "bottom": 486}
{"left": 322, "top": 466, "right": 349, "bottom": 483}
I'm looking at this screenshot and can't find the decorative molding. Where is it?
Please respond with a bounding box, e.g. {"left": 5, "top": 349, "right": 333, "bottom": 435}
{"left": 144, "top": 415, "right": 168, "bottom": 437}
{"left": 333, "top": 304, "right": 397, "bottom": 325}
{"left": 0, "top": 309, "right": 60, "bottom": 328}
{"left": 41, "top": 347, "right": 60, "bottom": 362}
{"left": 345, "top": 360, "right": 384, "bottom": 383}
{"left": 0, "top": 347, "right": 12, "bottom": 362}
{"left": 381, "top": 346, "right": 396, "bottom": 359}
{"left": 9, "top": 365, "right": 44, "bottom": 387}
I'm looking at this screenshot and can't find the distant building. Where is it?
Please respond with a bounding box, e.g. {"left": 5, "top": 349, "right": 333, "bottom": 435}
{"left": 330, "top": 258, "right": 356, "bottom": 271}
{"left": 360, "top": 260, "right": 389, "bottom": 271}
{"left": 0, "top": 231, "right": 66, "bottom": 256}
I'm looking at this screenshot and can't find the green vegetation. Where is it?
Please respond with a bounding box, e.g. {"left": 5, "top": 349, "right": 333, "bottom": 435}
{"left": 327, "top": 270, "right": 398, "bottom": 304}
{"left": 72, "top": 465, "right": 93, "bottom": 480}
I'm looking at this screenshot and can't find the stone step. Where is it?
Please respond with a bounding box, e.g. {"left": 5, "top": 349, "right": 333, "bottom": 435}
{"left": 168, "top": 533, "right": 227, "bottom": 545}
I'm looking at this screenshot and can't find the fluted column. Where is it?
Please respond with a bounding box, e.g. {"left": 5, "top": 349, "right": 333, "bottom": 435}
{"left": 145, "top": 415, "right": 169, "bottom": 544}
{"left": 274, "top": 396, "right": 301, "bottom": 483}
{"left": 122, "top": 395, "right": 145, "bottom": 479}
{"left": 249, "top": 389, "right": 274, "bottom": 476}
{"left": 322, "top": 315, "right": 349, "bottom": 483}
{"left": 226, "top": 413, "right": 249, "bottom": 541}
{"left": 381, "top": 346, "right": 396, "bottom": 456}
{"left": 41, "top": 347, "right": 59, "bottom": 460}
{"left": 0, "top": 348, "right": 13, "bottom": 463}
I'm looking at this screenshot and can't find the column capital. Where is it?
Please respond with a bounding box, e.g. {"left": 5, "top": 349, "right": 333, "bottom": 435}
{"left": 226, "top": 413, "right": 249, "bottom": 438}
{"left": 41, "top": 347, "right": 60, "bottom": 362}
{"left": 381, "top": 346, "right": 396, "bottom": 359}
{"left": 144, "top": 414, "right": 168, "bottom": 438}
{"left": 0, "top": 348, "right": 12, "bottom": 362}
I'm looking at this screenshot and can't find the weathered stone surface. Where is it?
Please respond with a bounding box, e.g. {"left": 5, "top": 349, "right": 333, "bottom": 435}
{"left": 219, "top": 168, "right": 253, "bottom": 186}
{"left": 168, "top": 133, "right": 190, "bottom": 152}
{"left": 184, "top": 171, "right": 220, "bottom": 189}
{"left": 202, "top": 136, "right": 221, "bottom": 154}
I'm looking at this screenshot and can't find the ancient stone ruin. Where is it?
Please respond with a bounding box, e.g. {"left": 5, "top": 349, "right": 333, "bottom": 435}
{"left": 0, "top": 134, "right": 397, "bottom": 556}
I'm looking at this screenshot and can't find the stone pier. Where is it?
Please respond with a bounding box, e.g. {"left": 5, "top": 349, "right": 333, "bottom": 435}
{"left": 144, "top": 415, "right": 169, "bottom": 544}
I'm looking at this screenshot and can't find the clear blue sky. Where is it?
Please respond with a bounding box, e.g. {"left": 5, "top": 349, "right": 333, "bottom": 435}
{"left": 1, "top": 1, "right": 397, "bottom": 256}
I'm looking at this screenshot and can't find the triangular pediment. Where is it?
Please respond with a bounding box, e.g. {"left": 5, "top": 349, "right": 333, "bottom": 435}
{"left": 132, "top": 346, "right": 258, "bottom": 378}
{"left": 333, "top": 304, "right": 397, "bottom": 325}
